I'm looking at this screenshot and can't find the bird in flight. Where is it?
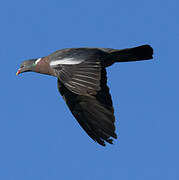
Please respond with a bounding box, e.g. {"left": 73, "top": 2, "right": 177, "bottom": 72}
{"left": 16, "top": 44, "right": 153, "bottom": 146}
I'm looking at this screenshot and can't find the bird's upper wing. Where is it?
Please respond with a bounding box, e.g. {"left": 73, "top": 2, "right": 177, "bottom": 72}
{"left": 50, "top": 48, "right": 108, "bottom": 95}
{"left": 52, "top": 59, "right": 102, "bottom": 95}
{"left": 57, "top": 67, "right": 117, "bottom": 146}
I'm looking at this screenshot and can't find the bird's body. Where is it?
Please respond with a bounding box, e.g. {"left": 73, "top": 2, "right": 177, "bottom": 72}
{"left": 17, "top": 44, "right": 153, "bottom": 146}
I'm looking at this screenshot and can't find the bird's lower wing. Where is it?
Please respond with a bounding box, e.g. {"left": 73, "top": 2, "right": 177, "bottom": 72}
{"left": 57, "top": 68, "right": 117, "bottom": 146}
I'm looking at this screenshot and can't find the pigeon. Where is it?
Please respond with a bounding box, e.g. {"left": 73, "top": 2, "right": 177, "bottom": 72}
{"left": 16, "top": 44, "right": 153, "bottom": 146}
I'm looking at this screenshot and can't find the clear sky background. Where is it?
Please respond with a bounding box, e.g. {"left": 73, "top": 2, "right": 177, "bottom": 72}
{"left": 0, "top": 0, "right": 178, "bottom": 179}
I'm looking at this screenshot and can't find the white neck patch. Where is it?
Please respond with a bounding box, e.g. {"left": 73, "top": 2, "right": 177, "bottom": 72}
{"left": 50, "top": 58, "right": 82, "bottom": 66}
{"left": 35, "top": 58, "right": 42, "bottom": 64}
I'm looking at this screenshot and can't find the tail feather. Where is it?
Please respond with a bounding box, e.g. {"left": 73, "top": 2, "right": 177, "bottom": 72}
{"left": 109, "top": 44, "right": 153, "bottom": 63}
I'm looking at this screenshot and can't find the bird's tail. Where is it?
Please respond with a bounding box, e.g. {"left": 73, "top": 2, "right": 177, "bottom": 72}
{"left": 108, "top": 44, "right": 153, "bottom": 63}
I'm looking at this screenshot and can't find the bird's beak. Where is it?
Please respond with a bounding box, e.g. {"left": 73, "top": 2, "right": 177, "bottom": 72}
{"left": 16, "top": 68, "right": 21, "bottom": 76}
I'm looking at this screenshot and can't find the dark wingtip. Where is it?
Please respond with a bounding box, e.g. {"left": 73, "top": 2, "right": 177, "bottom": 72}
{"left": 107, "top": 138, "right": 114, "bottom": 144}
{"left": 139, "top": 44, "right": 153, "bottom": 59}
{"left": 96, "top": 139, "right": 106, "bottom": 146}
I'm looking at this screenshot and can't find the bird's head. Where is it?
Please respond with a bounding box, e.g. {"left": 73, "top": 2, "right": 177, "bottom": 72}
{"left": 16, "top": 59, "right": 37, "bottom": 75}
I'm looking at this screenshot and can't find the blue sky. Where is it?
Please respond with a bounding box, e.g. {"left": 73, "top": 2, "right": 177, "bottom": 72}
{"left": 0, "top": 0, "right": 178, "bottom": 179}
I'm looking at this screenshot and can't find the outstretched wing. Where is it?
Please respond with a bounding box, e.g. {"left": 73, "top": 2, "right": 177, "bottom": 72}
{"left": 57, "top": 68, "right": 117, "bottom": 146}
